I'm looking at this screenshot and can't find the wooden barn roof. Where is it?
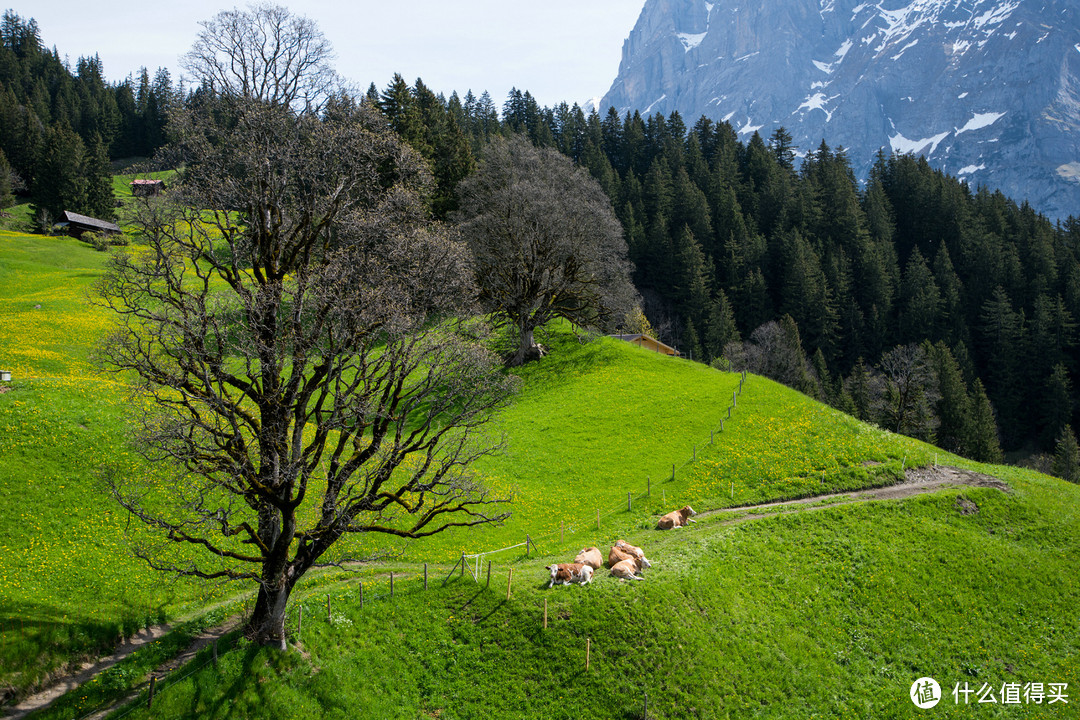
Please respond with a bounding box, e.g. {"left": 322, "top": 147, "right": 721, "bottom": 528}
{"left": 61, "top": 211, "right": 121, "bottom": 233}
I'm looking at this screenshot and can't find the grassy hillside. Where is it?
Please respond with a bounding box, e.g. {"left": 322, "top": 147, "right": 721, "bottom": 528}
{"left": 1, "top": 228, "right": 1077, "bottom": 717}
{"left": 88, "top": 466, "right": 1079, "bottom": 720}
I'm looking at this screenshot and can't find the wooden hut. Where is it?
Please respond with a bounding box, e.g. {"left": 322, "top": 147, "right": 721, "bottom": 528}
{"left": 130, "top": 178, "right": 165, "bottom": 196}
{"left": 60, "top": 211, "right": 121, "bottom": 238}
{"left": 609, "top": 333, "right": 681, "bottom": 356}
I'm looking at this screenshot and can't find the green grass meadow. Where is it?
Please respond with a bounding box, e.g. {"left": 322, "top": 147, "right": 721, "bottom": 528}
{"left": 1, "top": 227, "right": 1077, "bottom": 717}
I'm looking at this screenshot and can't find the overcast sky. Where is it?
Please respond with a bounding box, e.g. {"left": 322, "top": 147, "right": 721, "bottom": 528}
{"left": 21, "top": 1, "right": 646, "bottom": 109}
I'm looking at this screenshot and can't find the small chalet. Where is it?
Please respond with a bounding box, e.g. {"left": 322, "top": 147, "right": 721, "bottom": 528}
{"left": 130, "top": 178, "right": 165, "bottom": 196}
{"left": 60, "top": 211, "right": 121, "bottom": 238}
{"left": 610, "top": 333, "right": 681, "bottom": 356}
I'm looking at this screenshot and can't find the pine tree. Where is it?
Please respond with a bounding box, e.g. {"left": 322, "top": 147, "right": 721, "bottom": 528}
{"left": 929, "top": 342, "right": 971, "bottom": 455}
{"left": 0, "top": 148, "right": 14, "bottom": 208}
{"left": 1052, "top": 425, "right": 1080, "bottom": 483}
{"left": 30, "top": 121, "right": 88, "bottom": 224}
{"left": 846, "top": 357, "right": 874, "bottom": 422}
{"left": 967, "top": 379, "right": 1003, "bottom": 463}
{"left": 703, "top": 290, "right": 739, "bottom": 363}
{"left": 82, "top": 132, "right": 115, "bottom": 220}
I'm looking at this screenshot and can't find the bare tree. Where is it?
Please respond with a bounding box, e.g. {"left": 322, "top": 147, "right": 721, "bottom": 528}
{"left": 454, "top": 135, "right": 638, "bottom": 366}
{"left": 182, "top": 3, "right": 341, "bottom": 112}
{"left": 96, "top": 97, "right": 516, "bottom": 649}
{"left": 877, "top": 343, "right": 940, "bottom": 440}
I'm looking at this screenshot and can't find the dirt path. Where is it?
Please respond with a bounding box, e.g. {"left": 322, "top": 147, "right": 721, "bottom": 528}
{"left": 1, "top": 618, "right": 241, "bottom": 720}
{"left": 4, "top": 465, "right": 1007, "bottom": 719}
{"left": 698, "top": 464, "right": 1009, "bottom": 525}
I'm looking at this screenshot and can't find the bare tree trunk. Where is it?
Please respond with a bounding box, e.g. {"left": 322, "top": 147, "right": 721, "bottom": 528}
{"left": 246, "top": 575, "right": 295, "bottom": 650}
{"left": 508, "top": 326, "right": 541, "bottom": 367}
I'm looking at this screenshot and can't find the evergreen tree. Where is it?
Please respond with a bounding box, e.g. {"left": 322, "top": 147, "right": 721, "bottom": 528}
{"left": 967, "top": 379, "right": 1003, "bottom": 463}
{"left": 30, "top": 121, "right": 87, "bottom": 224}
{"left": 929, "top": 342, "right": 972, "bottom": 455}
{"left": 82, "top": 132, "right": 114, "bottom": 219}
{"left": 0, "top": 148, "right": 14, "bottom": 208}
{"left": 846, "top": 357, "right": 874, "bottom": 422}
{"left": 1052, "top": 425, "right": 1080, "bottom": 483}
{"left": 1041, "top": 363, "right": 1074, "bottom": 450}
{"left": 703, "top": 290, "right": 739, "bottom": 363}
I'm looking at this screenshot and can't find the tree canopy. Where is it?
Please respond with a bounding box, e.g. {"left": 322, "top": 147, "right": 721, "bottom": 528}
{"left": 455, "top": 135, "right": 637, "bottom": 365}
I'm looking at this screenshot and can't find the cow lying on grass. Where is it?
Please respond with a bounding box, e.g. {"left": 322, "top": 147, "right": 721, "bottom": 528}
{"left": 657, "top": 505, "right": 698, "bottom": 530}
{"left": 610, "top": 557, "right": 645, "bottom": 581}
{"left": 574, "top": 546, "right": 604, "bottom": 569}
{"left": 545, "top": 562, "right": 594, "bottom": 587}
{"left": 607, "top": 539, "right": 651, "bottom": 569}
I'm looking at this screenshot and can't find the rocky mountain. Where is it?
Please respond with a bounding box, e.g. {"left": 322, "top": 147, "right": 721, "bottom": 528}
{"left": 601, "top": 0, "right": 1080, "bottom": 220}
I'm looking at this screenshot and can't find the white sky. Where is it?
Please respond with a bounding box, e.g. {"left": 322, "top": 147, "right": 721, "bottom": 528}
{"left": 20, "top": 1, "right": 646, "bottom": 109}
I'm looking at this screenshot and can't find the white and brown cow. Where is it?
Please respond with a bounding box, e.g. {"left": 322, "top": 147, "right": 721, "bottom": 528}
{"left": 573, "top": 546, "right": 604, "bottom": 570}
{"left": 545, "top": 562, "right": 594, "bottom": 588}
{"left": 610, "top": 557, "right": 645, "bottom": 581}
{"left": 657, "top": 505, "right": 698, "bottom": 530}
{"left": 607, "top": 540, "right": 651, "bottom": 570}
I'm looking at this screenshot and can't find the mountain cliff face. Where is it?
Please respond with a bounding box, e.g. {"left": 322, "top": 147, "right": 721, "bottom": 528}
{"left": 601, "top": 0, "right": 1080, "bottom": 220}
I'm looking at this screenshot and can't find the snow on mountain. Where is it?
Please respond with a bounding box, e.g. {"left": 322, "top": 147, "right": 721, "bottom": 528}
{"left": 601, "top": 0, "right": 1080, "bottom": 220}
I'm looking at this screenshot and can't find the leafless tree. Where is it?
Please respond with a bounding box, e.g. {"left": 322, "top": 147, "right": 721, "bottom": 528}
{"left": 95, "top": 97, "right": 516, "bottom": 649}
{"left": 454, "top": 135, "right": 638, "bottom": 366}
{"left": 877, "top": 343, "right": 940, "bottom": 440}
{"left": 182, "top": 3, "right": 341, "bottom": 112}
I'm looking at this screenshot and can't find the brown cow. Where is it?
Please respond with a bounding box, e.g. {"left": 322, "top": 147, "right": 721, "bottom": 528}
{"left": 573, "top": 546, "right": 604, "bottom": 570}
{"left": 545, "top": 562, "right": 594, "bottom": 588}
{"left": 610, "top": 557, "right": 645, "bottom": 581}
{"left": 657, "top": 505, "right": 698, "bottom": 530}
{"left": 607, "top": 540, "right": 651, "bottom": 569}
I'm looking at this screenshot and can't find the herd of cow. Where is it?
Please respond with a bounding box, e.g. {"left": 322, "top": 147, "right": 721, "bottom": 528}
{"left": 544, "top": 505, "right": 698, "bottom": 588}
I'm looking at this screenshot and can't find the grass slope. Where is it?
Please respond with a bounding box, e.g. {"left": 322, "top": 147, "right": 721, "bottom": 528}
{"left": 102, "top": 467, "right": 1080, "bottom": 719}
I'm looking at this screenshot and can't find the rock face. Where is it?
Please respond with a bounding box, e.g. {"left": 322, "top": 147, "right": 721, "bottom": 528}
{"left": 601, "top": 0, "right": 1080, "bottom": 220}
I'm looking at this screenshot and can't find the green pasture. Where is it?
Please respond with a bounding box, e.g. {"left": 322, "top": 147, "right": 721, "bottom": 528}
{"left": 94, "top": 468, "right": 1079, "bottom": 720}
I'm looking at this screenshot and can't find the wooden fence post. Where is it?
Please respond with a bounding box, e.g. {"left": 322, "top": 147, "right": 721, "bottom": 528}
{"left": 506, "top": 568, "right": 514, "bottom": 601}
{"left": 586, "top": 638, "right": 591, "bottom": 670}
{"left": 213, "top": 638, "right": 218, "bottom": 667}
{"left": 543, "top": 598, "right": 548, "bottom": 629}
{"left": 671, "top": 463, "right": 675, "bottom": 481}
{"left": 596, "top": 508, "right": 600, "bottom": 530}
{"left": 644, "top": 692, "right": 648, "bottom": 719}
{"left": 147, "top": 676, "right": 157, "bottom": 709}
{"left": 461, "top": 552, "right": 466, "bottom": 578}
{"left": 486, "top": 560, "right": 492, "bottom": 588}
{"left": 327, "top": 594, "right": 331, "bottom": 623}
{"left": 298, "top": 604, "right": 304, "bottom": 636}
{"left": 526, "top": 534, "right": 531, "bottom": 557}
{"left": 647, "top": 476, "right": 651, "bottom": 496}
{"left": 627, "top": 491, "right": 632, "bottom": 512}
{"left": 720, "top": 419, "right": 724, "bottom": 432}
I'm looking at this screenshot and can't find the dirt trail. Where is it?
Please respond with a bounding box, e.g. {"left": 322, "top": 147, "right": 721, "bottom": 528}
{"left": 699, "top": 464, "right": 1009, "bottom": 525}
{"left": 4, "top": 465, "right": 1007, "bottom": 719}
{"left": 2, "top": 619, "right": 240, "bottom": 720}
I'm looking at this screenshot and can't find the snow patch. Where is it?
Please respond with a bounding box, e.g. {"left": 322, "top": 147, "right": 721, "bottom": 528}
{"left": 736, "top": 117, "right": 763, "bottom": 135}
{"left": 678, "top": 32, "right": 708, "bottom": 51}
{"left": 1075, "top": 44, "right": 1080, "bottom": 54}
{"left": 722, "top": 111, "right": 736, "bottom": 122}
{"left": 889, "top": 129, "right": 951, "bottom": 156}
{"left": 955, "top": 112, "right": 1005, "bottom": 134}
{"left": 734, "top": 51, "right": 760, "bottom": 62}
{"left": 972, "top": 2, "right": 1019, "bottom": 31}
{"left": 813, "top": 60, "right": 834, "bottom": 74}
{"left": 644, "top": 94, "right": 667, "bottom": 114}
{"left": 798, "top": 93, "right": 836, "bottom": 122}
{"left": 958, "top": 92, "right": 968, "bottom": 99}
{"left": 1057, "top": 162, "right": 1080, "bottom": 184}
{"left": 957, "top": 164, "right": 985, "bottom": 175}
{"left": 891, "top": 39, "right": 919, "bottom": 61}
{"left": 705, "top": 2, "right": 714, "bottom": 13}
